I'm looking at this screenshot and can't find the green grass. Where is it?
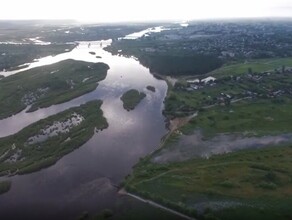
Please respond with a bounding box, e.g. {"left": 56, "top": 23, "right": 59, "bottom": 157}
{"left": 0, "top": 181, "right": 11, "bottom": 195}
{"left": 120, "top": 89, "right": 146, "bottom": 111}
{"left": 0, "top": 59, "right": 109, "bottom": 119}
{"left": 125, "top": 145, "right": 292, "bottom": 219}
{"left": 180, "top": 99, "right": 292, "bottom": 137}
{"left": 209, "top": 57, "right": 292, "bottom": 77}
{"left": 0, "top": 100, "right": 108, "bottom": 177}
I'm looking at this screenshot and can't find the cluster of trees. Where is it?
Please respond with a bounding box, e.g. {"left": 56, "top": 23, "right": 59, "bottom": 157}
{"left": 139, "top": 54, "right": 223, "bottom": 76}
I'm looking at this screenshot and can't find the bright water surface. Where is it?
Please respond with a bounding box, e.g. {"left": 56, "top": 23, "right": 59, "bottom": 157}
{"left": 0, "top": 30, "right": 175, "bottom": 219}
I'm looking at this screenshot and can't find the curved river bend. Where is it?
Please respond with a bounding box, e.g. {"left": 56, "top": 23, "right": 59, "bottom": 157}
{"left": 0, "top": 33, "right": 175, "bottom": 219}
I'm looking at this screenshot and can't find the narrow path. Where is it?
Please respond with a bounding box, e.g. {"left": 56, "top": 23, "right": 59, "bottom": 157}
{"left": 133, "top": 169, "right": 178, "bottom": 186}
{"left": 125, "top": 192, "right": 196, "bottom": 220}
{"left": 158, "top": 112, "right": 198, "bottom": 149}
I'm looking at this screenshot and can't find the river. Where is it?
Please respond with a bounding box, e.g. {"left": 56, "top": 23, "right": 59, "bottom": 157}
{"left": 0, "top": 29, "right": 182, "bottom": 219}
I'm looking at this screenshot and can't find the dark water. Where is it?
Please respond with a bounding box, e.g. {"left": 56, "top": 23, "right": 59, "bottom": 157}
{"left": 0, "top": 40, "right": 174, "bottom": 219}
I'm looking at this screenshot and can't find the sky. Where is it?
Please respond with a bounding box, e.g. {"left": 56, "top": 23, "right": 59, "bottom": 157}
{"left": 1, "top": 0, "right": 292, "bottom": 22}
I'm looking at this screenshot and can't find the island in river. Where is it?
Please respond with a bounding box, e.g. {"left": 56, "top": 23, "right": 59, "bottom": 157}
{"left": 0, "top": 59, "right": 109, "bottom": 120}
{"left": 0, "top": 100, "right": 108, "bottom": 178}
{"left": 121, "top": 89, "right": 146, "bottom": 111}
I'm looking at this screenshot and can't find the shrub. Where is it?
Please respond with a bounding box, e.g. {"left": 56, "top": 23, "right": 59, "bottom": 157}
{"left": 218, "top": 180, "right": 235, "bottom": 188}
{"left": 258, "top": 182, "right": 277, "bottom": 190}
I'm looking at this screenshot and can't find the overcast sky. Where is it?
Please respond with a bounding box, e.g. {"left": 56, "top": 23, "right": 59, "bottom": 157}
{"left": 1, "top": 0, "right": 292, "bottom": 22}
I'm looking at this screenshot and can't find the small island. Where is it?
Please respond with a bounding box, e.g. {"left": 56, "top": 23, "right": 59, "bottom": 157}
{"left": 89, "top": 51, "right": 96, "bottom": 55}
{"left": 146, "top": 85, "right": 156, "bottom": 92}
{"left": 121, "top": 89, "right": 146, "bottom": 111}
{"left": 96, "top": 56, "right": 102, "bottom": 59}
{"left": 0, "top": 100, "right": 108, "bottom": 178}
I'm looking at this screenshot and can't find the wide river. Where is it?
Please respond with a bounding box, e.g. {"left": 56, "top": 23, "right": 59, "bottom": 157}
{"left": 0, "top": 30, "right": 181, "bottom": 219}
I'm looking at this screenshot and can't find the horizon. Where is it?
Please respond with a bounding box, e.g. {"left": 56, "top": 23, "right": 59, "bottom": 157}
{"left": 1, "top": 16, "right": 292, "bottom": 26}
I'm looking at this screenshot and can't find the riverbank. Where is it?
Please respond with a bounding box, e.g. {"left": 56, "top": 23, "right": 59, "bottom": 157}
{"left": 121, "top": 93, "right": 292, "bottom": 219}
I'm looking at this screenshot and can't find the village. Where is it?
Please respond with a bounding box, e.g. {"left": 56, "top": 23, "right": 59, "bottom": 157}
{"left": 169, "top": 64, "right": 292, "bottom": 110}
{"left": 139, "top": 21, "right": 292, "bottom": 60}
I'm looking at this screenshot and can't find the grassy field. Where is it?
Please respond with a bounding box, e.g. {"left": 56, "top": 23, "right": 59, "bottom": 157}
{"left": 120, "top": 89, "right": 146, "bottom": 111}
{"left": 209, "top": 57, "right": 292, "bottom": 77}
{"left": 125, "top": 145, "right": 292, "bottom": 219}
{"left": 180, "top": 99, "right": 292, "bottom": 137}
{"left": 0, "top": 100, "right": 108, "bottom": 177}
{"left": 0, "top": 59, "right": 109, "bottom": 119}
{"left": 0, "top": 181, "right": 11, "bottom": 195}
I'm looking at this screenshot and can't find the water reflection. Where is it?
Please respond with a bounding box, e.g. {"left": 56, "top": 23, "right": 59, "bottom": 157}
{"left": 123, "top": 26, "right": 170, "bottom": 40}
{"left": 0, "top": 40, "right": 166, "bottom": 137}
{"left": 0, "top": 34, "right": 168, "bottom": 219}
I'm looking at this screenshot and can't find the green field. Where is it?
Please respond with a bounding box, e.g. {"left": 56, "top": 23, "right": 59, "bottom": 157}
{"left": 125, "top": 145, "right": 292, "bottom": 219}
{"left": 0, "top": 59, "right": 109, "bottom": 119}
{"left": 120, "top": 89, "right": 146, "bottom": 111}
{"left": 180, "top": 99, "right": 292, "bottom": 137}
{"left": 0, "top": 100, "right": 108, "bottom": 177}
{"left": 209, "top": 57, "right": 292, "bottom": 77}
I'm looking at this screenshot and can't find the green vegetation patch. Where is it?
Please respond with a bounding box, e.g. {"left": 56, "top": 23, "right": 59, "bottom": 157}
{"left": 121, "top": 89, "right": 146, "bottom": 111}
{"left": 0, "top": 59, "right": 109, "bottom": 119}
{"left": 0, "top": 181, "right": 11, "bottom": 195}
{"left": 0, "top": 100, "right": 108, "bottom": 176}
{"left": 210, "top": 57, "right": 292, "bottom": 77}
{"left": 180, "top": 100, "right": 292, "bottom": 137}
{"left": 125, "top": 145, "right": 292, "bottom": 219}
